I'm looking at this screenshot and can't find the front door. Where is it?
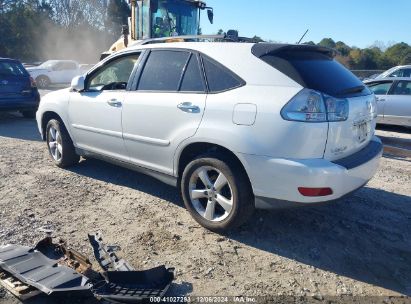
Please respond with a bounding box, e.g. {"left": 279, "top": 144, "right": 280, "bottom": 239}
{"left": 384, "top": 80, "right": 411, "bottom": 126}
{"left": 68, "top": 53, "right": 141, "bottom": 160}
{"left": 122, "top": 50, "right": 207, "bottom": 175}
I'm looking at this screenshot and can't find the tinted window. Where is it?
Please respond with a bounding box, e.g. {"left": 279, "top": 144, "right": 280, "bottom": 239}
{"left": 260, "top": 51, "right": 370, "bottom": 97}
{"left": 0, "top": 61, "right": 28, "bottom": 77}
{"left": 202, "top": 56, "right": 244, "bottom": 93}
{"left": 389, "top": 68, "right": 411, "bottom": 78}
{"left": 138, "top": 50, "right": 190, "bottom": 91}
{"left": 179, "top": 55, "right": 205, "bottom": 92}
{"left": 88, "top": 54, "right": 140, "bottom": 91}
{"left": 392, "top": 81, "right": 411, "bottom": 95}
{"left": 367, "top": 81, "right": 392, "bottom": 95}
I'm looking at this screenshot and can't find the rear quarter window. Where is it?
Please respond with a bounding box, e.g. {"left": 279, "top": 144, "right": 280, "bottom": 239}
{"left": 201, "top": 55, "right": 245, "bottom": 93}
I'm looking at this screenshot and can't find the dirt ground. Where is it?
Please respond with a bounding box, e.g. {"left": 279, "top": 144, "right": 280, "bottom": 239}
{"left": 0, "top": 111, "right": 410, "bottom": 303}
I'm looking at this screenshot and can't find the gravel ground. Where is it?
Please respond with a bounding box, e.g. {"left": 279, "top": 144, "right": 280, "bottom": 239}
{"left": 0, "top": 111, "right": 410, "bottom": 303}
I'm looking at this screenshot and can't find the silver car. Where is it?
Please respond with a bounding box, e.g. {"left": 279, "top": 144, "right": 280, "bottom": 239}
{"left": 366, "top": 77, "right": 411, "bottom": 127}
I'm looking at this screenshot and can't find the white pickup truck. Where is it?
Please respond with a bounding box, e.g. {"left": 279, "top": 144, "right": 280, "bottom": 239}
{"left": 26, "top": 60, "right": 89, "bottom": 89}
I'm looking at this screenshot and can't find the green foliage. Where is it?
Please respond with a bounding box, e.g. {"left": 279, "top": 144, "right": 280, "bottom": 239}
{"left": 319, "top": 40, "right": 411, "bottom": 70}
{"left": 318, "top": 38, "right": 336, "bottom": 49}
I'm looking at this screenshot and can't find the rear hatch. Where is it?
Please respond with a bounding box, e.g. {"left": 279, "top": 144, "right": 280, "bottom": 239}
{"left": 0, "top": 60, "right": 32, "bottom": 100}
{"left": 252, "top": 44, "right": 377, "bottom": 161}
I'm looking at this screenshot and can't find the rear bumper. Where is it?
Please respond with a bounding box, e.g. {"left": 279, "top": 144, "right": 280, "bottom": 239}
{"left": 0, "top": 92, "right": 40, "bottom": 111}
{"left": 239, "top": 136, "right": 383, "bottom": 209}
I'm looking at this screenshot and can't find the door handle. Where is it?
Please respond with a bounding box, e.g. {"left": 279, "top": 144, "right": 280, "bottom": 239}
{"left": 177, "top": 102, "right": 200, "bottom": 113}
{"left": 107, "top": 99, "right": 122, "bottom": 107}
{"left": 376, "top": 97, "right": 385, "bottom": 102}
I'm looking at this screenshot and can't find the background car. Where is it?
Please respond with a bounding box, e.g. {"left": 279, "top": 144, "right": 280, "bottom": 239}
{"left": 366, "top": 77, "right": 411, "bottom": 127}
{"left": 0, "top": 57, "right": 40, "bottom": 118}
{"left": 26, "top": 60, "right": 85, "bottom": 89}
{"left": 375, "top": 65, "right": 411, "bottom": 80}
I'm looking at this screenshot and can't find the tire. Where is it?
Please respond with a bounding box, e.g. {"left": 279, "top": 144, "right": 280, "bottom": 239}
{"left": 21, "top": 109, "right": 37, "bottom": 119}
{"left": 181, "top": 154, "right": 255, "bottom": 232}
{"left": 36, "top": 75, "right": 50, "bottom": 89}
{"left": 46, "top": 119, "right": 80, "bottom": 168}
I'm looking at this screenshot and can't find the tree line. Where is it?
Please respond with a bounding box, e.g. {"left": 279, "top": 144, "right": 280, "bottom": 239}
{"left": 0, "top": 0, "right": 130, "bottom": 63}
{"left": 306, "top": 38, "right": 411, "bottom": 71}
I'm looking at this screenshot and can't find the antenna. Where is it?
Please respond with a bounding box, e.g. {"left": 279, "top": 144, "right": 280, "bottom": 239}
{"left": 297, "top": 29, "right": 309, "bottom": 44}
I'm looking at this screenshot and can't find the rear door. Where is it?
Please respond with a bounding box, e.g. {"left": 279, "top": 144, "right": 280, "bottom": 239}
{"left": 61, "top": 61, "right": 79, "bottom": 83}
{"left": 366, "top": 80, "right": 395, "bottom": 123}
{"left": 122, "top": 49, "right": 207, "bottom": 175}
{"left": 384, "top": 80, "right": 411, "bottom": 126}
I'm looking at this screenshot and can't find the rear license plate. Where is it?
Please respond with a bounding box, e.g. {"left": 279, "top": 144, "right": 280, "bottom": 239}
{"left": 356, "top": 121, "right": 369, "bottom": 143}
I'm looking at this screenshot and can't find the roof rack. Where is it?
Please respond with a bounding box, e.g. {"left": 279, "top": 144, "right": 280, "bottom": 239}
{"left": 129, "top": 33, "right": 262, "bottom": 47}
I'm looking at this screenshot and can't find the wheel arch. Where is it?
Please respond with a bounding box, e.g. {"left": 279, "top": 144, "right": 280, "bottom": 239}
{"left": 176, "top": 141, "right": 252, "bottom": 187}
{"left": 40, "top": 111, "right": 65, "bottom": 141}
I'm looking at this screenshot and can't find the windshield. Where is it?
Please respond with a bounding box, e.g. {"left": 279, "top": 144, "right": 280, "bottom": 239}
{"left": 37, "top": 60, "right": 58, "bottom": 69}
{"left": 151, "top": 0, "right": 199, "bottom": 37}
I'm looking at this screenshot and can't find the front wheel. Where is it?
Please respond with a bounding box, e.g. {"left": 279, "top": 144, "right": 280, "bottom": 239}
{"left": 181, "top": 155, "right": 254, "bottom": 232}
{"left": 46, "top": 119, "right": 80, "bottom": 168}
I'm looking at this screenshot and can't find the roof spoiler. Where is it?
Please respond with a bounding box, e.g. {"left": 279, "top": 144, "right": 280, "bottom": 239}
{"left": 251, "top": 43, "right": 337, "bottom": 58}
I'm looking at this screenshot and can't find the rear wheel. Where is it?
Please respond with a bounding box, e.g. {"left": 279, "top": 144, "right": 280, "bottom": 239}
{"left": 36, "top": 76, "right": 50, "bottom": 89}
{"left": 21, "top": 109, "right": 36, "bottom": 118}
{"left": 46, "top": 119, "right": 79, "bottom": 168}
{"left": 181, "top": 155, "right": 254, "bottom": 232}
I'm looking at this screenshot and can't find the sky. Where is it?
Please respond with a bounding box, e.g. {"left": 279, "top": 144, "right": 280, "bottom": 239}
{"left": 200, "top": 0, "right": 411, "bottom": 48}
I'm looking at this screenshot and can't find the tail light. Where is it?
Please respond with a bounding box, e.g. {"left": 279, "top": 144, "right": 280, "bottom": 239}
{"left": 30, "top": 77, "right": 37, "bottom": 88}
{"left": 298, "top": 187, "right": 333, "bottom": 197}
{"left": 281, "top": 89, "right": 349, "bottom": 122}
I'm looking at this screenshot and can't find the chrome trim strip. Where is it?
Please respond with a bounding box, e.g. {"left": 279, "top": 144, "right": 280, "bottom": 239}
{"left": 72, "top": 124, "right": 123, "bottom": 139}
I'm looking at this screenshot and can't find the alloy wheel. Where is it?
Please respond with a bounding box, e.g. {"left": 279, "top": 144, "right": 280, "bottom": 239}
{"left": 48, "top": 126, "right": 63, "bottom": 161}
{"left": 189, "top": 166, "right": 234, "bottom": 222}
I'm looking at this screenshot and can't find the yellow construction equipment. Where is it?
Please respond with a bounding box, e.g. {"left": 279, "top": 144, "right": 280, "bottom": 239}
{"left": 102, "top": 0, "right": 213, "bottom": 59}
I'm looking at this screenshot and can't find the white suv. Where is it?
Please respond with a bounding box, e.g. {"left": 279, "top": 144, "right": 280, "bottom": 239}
{"left": 36, "top": 42, "right": 382, "bottom": 231}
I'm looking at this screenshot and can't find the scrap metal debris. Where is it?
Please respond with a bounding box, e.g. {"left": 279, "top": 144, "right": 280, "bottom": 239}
{"left": 0, "top": 232, "right": 175, "bottom": 303}
{"left": 88, "top": 232, "right": 134, "bottom": 272}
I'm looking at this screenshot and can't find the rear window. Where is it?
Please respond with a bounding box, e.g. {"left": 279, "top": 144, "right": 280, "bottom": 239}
{"left": 259, "top": 51, "right": 370, "bottom": 97}
{"left": 0, "top": 61, "right": 28, "bottom": 77}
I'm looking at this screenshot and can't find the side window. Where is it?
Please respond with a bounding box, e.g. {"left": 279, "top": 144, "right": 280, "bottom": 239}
{"left": 390, "top": 68, "right": 411, "bottom": 77}
{"left": 180, "top": 55, "right": 205, "bottom": 92}
{"left": 367, "top": 82, "right": 392, "bottom": 95}
{"left": 63, "top": 62, "right": 77, "bottom": 70}
{"left": 392, "top": 81, "right": 411, "bottom": 95}
{"left": 402, "top": 69, "right": 411, "bottom": 77}
{"left": 53, "top": 62, "right": 65, "bottom": 71}
{"left": 138, "top": 50, "right": 190, "bottom": 91}
{"left": 88, "top": 53, "right": 140, "bottom": 91}
{"left": 202, "top": 55, "right": 244, "bottom": 93}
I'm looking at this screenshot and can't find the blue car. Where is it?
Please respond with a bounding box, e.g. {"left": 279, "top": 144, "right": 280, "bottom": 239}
{"left": 0, "top": 58, "right": 40, "bottom": 118}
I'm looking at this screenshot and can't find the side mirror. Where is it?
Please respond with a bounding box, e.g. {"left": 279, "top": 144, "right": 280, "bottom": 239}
{"left": 207, "top": 9, "right": 214, "bottom": 24}
{"left": 71, "top": 76, "right": 85, "bottom": 92}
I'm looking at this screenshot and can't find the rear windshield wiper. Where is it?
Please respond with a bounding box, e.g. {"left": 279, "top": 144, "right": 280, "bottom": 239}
{"left": 337, "top": 85, "right": 365, "bottom": 96}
